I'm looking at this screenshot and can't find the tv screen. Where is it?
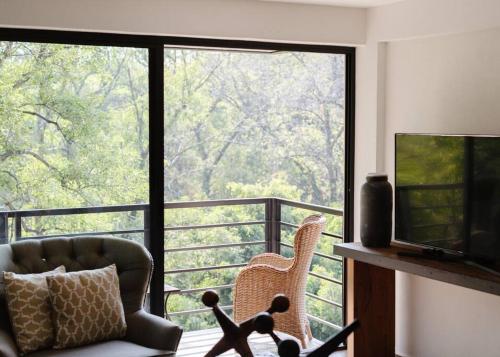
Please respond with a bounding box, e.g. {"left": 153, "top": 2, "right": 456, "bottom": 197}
{"left": 395, "top": 134, "right": 500, "bottom": 264}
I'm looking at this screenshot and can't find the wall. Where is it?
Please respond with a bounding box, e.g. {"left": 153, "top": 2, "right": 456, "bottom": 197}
{"left": 0, "top": 0, "right": 366, "bottom": 45}
{"left": 358, "top": 1, "right": 500, "bottom": 356}
{"left": 385, "top": 28, "right": 500, "bottom": 357}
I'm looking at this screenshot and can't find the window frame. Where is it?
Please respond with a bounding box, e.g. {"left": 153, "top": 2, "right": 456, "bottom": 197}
{"left": 0, "top": 27, "right": 355, "bottom": 323}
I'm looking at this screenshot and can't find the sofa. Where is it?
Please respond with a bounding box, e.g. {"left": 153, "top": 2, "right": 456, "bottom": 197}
{"left": 0, "top": 236, "right": 183, "bottom": 357}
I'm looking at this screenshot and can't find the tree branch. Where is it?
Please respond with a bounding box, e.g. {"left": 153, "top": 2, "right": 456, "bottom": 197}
{"left": 18, "top": 110, "right": 72, "bottom": 143}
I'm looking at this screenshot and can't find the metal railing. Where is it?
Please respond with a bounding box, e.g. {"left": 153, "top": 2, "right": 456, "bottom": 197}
{"left": 0, "top": 197, "right": 344, "bottom": 333}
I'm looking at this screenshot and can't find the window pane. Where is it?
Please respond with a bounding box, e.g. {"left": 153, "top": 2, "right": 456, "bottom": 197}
{"left": 163, "top": 48, "right": 346, "bottom": 340}
{"left": 164, "top": 49, "right": 345, "bottom": 207}
{"left": 0, "top": 42, "right": 148, "bottom": 245}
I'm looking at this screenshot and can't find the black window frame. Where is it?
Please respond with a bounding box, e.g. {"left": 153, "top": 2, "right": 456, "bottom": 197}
{"left": 0, "top": 27, "right": 355, "bottom": 321}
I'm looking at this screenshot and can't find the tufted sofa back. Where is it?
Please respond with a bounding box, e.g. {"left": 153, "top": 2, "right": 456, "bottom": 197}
{"left": 0, "top": 236, "right": 153, "bottom": 327}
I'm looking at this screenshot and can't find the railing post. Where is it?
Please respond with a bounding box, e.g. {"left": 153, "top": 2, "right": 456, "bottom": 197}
{"left": 0, "top": 213, "right": 8, "bottom": 244}
{"left": 265, "top": 199, "right": 273, "bottom": 253}
{"left": 15, "top": 214, "right": 22, "bottom": 240}
{"left": 265, "top": 198, "right": 281, "bottom": 254}
{"left": 272, "top": 199, "right": 281, "bottom": 254}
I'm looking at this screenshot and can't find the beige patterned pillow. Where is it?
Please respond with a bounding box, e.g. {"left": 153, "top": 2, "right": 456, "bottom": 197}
{"left": 46, "top": 264, "right": 127, "bottom": 349}
{"left": 3, "top": 265, "right": 66, "bottom": 354}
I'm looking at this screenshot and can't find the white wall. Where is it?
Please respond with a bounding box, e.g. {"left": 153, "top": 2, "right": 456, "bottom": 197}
{"left": 358, "top": 1, "right": 500, "bottom": 356}
{"left": 385, "top": 28, "right": 500, "bottom": 357}
{"left": 0, "top": 0, "right": 366, "bottom": 45}
{"left": 369, "top": 0, "right": 500, "bottom": 41}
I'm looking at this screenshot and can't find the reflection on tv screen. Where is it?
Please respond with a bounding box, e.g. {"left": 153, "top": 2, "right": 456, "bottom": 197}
{"left": 395, "top": 134, "right": 500, "bottom": 264}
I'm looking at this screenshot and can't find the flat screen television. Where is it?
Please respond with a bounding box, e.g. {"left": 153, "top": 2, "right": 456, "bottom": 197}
{"left": 395, "top": 134, "right": 500, "bottom": 268}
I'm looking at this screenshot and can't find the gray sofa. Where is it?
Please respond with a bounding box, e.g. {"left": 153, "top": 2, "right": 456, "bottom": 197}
{"left": 0, "top": 236, "right": 182, "bottom": 357}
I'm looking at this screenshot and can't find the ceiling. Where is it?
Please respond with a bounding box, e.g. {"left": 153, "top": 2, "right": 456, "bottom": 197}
{"left": 260, "top": 0, "right": 404, "bottom": 8}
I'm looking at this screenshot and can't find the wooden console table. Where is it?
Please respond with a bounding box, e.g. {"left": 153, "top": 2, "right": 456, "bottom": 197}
{"left": 334, "top": 242, "right": 500, "bottom": 357}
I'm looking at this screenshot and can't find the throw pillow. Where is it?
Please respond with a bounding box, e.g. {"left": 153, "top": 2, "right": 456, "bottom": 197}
{"left": 46, "top": 264, "right": 127, "bottom": 349}
{"left": 3, "top": 265, "right": 66, "bottom": 354}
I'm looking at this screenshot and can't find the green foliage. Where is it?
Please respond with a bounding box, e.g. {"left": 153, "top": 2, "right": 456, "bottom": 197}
{"left": 0, "top": 43, "right": 148, "bottom": 240}
{"left": 396, "top": 135, "right": 464, "bottom": 245}
{"left": 0, "top": 43, "right": 345, "bottom": 340}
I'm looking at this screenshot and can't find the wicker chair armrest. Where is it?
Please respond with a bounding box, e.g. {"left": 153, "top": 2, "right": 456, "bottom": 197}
{"left": 249, "top": 253, "right": 293, "bottom": 269}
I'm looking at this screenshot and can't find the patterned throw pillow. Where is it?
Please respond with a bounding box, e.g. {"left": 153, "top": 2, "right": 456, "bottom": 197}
{"left": 46, "top": 264, "right": 127, "bottom": 349}
{"left": 3, "top": 265, "right": 66, "bottom": 355}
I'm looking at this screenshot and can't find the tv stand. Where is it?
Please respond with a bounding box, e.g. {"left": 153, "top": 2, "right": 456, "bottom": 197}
{"left": 398, "top": 247, "right": 500, "bottom": 276}
{"left": 334, "top": 242, "right": 500, "bottom": 357}
{"left": 397, "top": 247, "right": 463, "bottom": 262}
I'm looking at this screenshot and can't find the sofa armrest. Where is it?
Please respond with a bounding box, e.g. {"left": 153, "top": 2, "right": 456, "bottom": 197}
{"left": 125, "top": 309, "right": 183, "bottom": 352}
{"left": 0, "top": 328, "right": 18, "bottom": 357}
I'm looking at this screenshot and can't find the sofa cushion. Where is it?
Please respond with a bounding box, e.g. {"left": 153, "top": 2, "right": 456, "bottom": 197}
{"left": 3, "top": 266, "right": 66, "bottom": 354}
{"left": 26, "top": 340, "right": 175, "bottom": 357}
{"left": 47, "top": 264, "right": 127, "bottom": 349}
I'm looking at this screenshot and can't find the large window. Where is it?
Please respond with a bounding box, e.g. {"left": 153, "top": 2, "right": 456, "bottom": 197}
{"left": 0, "top": 30, "right": 354, "bottom": 344}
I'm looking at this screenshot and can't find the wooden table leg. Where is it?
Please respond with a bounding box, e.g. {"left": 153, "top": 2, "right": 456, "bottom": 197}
{"left": 347, "top": 258, "right": 395, "bottom": 357}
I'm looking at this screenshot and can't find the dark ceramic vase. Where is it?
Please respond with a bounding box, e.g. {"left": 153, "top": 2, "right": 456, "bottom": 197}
{"left": 360, "top": 173, "right": 393, "bottom": 247}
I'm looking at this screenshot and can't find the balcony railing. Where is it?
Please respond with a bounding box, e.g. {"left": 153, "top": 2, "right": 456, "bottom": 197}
{"left": 0, "top": 197, "right": 344, "bottom": 339}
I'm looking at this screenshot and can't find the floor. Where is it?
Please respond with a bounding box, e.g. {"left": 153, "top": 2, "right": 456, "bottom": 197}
{"left": 177, "top": 328, "right": 346, "bottom": 357}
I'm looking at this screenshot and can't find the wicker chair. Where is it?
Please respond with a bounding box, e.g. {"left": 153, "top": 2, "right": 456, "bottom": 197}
{"left": 233, "top": 214, "right": 326, "bottom": 348}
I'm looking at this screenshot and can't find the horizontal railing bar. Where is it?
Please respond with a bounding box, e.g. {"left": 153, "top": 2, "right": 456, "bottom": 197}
{"left": 278, "top": 198, "right": 343, "bottom": 216}
{"left": 164, "top": 198, "right": 268, "bottom": 209}
{"left": 312, "top": 250, "right": 343, "bottom": 262}
{"left": 16, "top": 229, "right": 144, "bottom": 240}
{"left": 168, "top": 305, "right": 232, "bottom": 317}
{"left": 280, "top": 242, "right": 343, "bottom": 262}
{"left": 308, "top": 271, "right": 343, "bottom": 285}
{"left": 280, "top": 222, "right": 342, "bottom": 239}
{"left": 281, "top": 222, "right": 299, "bottom": 229}
{"left": 0, "top": 197, "right": 341, "bottom": 219}
{"left": 177, "top": 284, "right": 235, "bottom": 294}
{"left": 305, "top": 292, "right": 343, "bottom": 308}
{"left": 307, "top": 314, "right": 342, "bottom": 331}
{"left": 165, "top": 263, "right": 247, "bottom": 274}
{"left": 165, "top": 241, "right": 265, "bottom": 253}
{"left": 320, "top": 231, "right": 343, "bottom": 239}
{"left": 165, "top": 221, "right": 265, "bottom": 231}
{"left": 0, "top": 198, "right": 269, "bottom": 218}
{"left": 0, "top": 204, "right": 148, "bottom": 218}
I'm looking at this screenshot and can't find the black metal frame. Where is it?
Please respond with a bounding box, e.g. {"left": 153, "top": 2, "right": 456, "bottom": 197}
{"left": 343, "top": 46, "right": 356, "bottom": 329}
{"left": 0, "top": 28, "right": 356, "bottom": 324}
{"left": 148, "top": 45, "right": 166, "bottom": 315}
